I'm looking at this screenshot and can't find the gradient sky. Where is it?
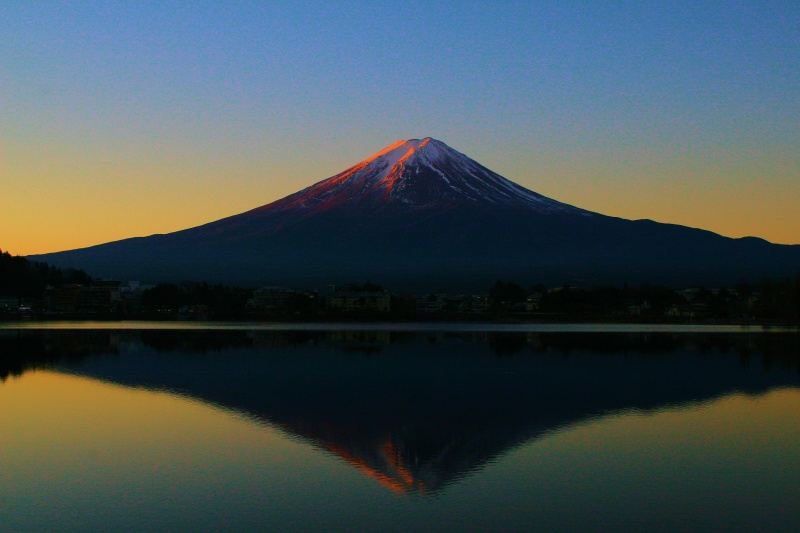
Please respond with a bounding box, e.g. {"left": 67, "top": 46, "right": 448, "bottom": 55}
{"left": 3, "top": 1, "right": 799, "bottom": 255}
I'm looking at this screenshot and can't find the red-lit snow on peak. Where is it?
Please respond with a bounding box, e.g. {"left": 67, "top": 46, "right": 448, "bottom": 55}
{"left": 265, "top": 138, "right": 586, "bottom": 215}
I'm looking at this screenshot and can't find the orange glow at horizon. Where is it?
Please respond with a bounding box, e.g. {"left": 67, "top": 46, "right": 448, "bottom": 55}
{"left": 4, "top": 136, "right": 799, "bottom": 257}
{"left": 4, "top": 2, "right": 799, "bottom": 255}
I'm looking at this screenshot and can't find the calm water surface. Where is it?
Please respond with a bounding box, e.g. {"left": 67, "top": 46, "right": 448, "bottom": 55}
{"left": 1, "top": 325, "right": 799, "bottom": 531}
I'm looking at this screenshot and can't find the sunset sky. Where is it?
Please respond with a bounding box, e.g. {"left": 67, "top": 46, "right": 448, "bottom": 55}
{"left": 3, "top": 1, "right": 799, "bottom": 256}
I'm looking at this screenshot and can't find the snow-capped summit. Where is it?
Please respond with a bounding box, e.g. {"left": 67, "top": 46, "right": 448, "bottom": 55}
{"left": 30, "top": 137, "right": 800, "bottom": 289}
{"left": 266, "top": 137, "right": 583, "bottom": 214}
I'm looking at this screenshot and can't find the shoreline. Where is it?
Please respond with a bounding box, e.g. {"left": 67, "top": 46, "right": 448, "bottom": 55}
{"left": 1, "top": 318, "right": 797, "bottom": 333}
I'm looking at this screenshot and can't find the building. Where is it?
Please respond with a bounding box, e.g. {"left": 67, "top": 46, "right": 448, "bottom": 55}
{"left": 43, "top": 285, "right": 83, "bottom": 314}
{"left": 461, "top": 295, "right": 490, "bottom": 313}
{"left": 248, "top": 286, "right": 297, "bottom": 311}
{"left": 0, "top": 296, "right": 19, "bottom": 314}
{"left": 43, "top": 280, "right": 121, "bottom": 314}
{"left": 416, "top": 294, "right": 446, "bottom": 313}
{"left": 77, "top": 280, "right": 121, "bottom": 313}
{"left": 325, "top": 291, "right": 391, "bottom": 313}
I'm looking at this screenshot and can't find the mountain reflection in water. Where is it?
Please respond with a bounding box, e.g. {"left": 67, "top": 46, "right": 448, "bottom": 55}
{"left": 2, "top": 329, "right": 799, "bottom": 495}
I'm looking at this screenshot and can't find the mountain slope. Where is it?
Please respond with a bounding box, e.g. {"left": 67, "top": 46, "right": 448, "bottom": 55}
{"left": 261, "top": 137, "right": 584, "bottom": 213}
{"left": 30, "top": 138, "right": 800, "bottom": 288}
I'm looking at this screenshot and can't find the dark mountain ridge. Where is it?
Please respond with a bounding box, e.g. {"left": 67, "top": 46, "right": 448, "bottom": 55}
{"left": 30, "top": 138, "right": 800, "bottom": 288}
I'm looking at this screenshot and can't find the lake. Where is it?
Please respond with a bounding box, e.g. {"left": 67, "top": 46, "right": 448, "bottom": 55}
{"left": 2, "top": 323, "right": 799, "bottom": 531}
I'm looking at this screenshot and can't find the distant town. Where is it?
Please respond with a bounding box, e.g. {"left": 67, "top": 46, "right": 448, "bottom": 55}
{"left": 2, "top": 249, "right": 798, "bottom": 323}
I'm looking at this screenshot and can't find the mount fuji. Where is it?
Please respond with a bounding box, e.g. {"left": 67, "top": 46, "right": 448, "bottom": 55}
{"left": 31, "top": 138, "right": 800, "bottom": 288}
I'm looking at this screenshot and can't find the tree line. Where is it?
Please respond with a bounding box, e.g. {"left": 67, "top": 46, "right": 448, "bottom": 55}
{"left": 0, "top": 249, "right": 91, "bottom": 297}
{"left": 487, "top": 278, "right": 800, "bottom": 321}
{"left": 1, "top": 249, "right": 798, "bottom": 321}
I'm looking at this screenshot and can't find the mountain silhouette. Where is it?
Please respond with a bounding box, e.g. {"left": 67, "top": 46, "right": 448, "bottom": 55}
{"left": 30, "top": 138, "right": 800, "bottom": 287}
{"left": 4, "top": 329, "right": 792, "bottom": 495}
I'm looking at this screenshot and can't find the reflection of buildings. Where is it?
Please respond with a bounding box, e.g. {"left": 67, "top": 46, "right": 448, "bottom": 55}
{"left": 325, "top": 330, "right": 393, "bottom": 353}
{"left": 39, "top": 330, "right": 800, "bottom": 495}
{"left": 247, "top": 330, "right": 395, "bottom": 354}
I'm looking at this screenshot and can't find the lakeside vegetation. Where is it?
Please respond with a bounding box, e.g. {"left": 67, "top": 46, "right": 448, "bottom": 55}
{"left": 1, "top": 250, "right": 798, "bottom": 323}
{"left": 0, "top": 249, "right": 91, "bottom": 297}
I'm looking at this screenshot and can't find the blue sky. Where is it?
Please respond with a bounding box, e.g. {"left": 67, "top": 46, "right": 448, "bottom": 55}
{"left": 3, "top": 1, "right": 799, "bottom": 254}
